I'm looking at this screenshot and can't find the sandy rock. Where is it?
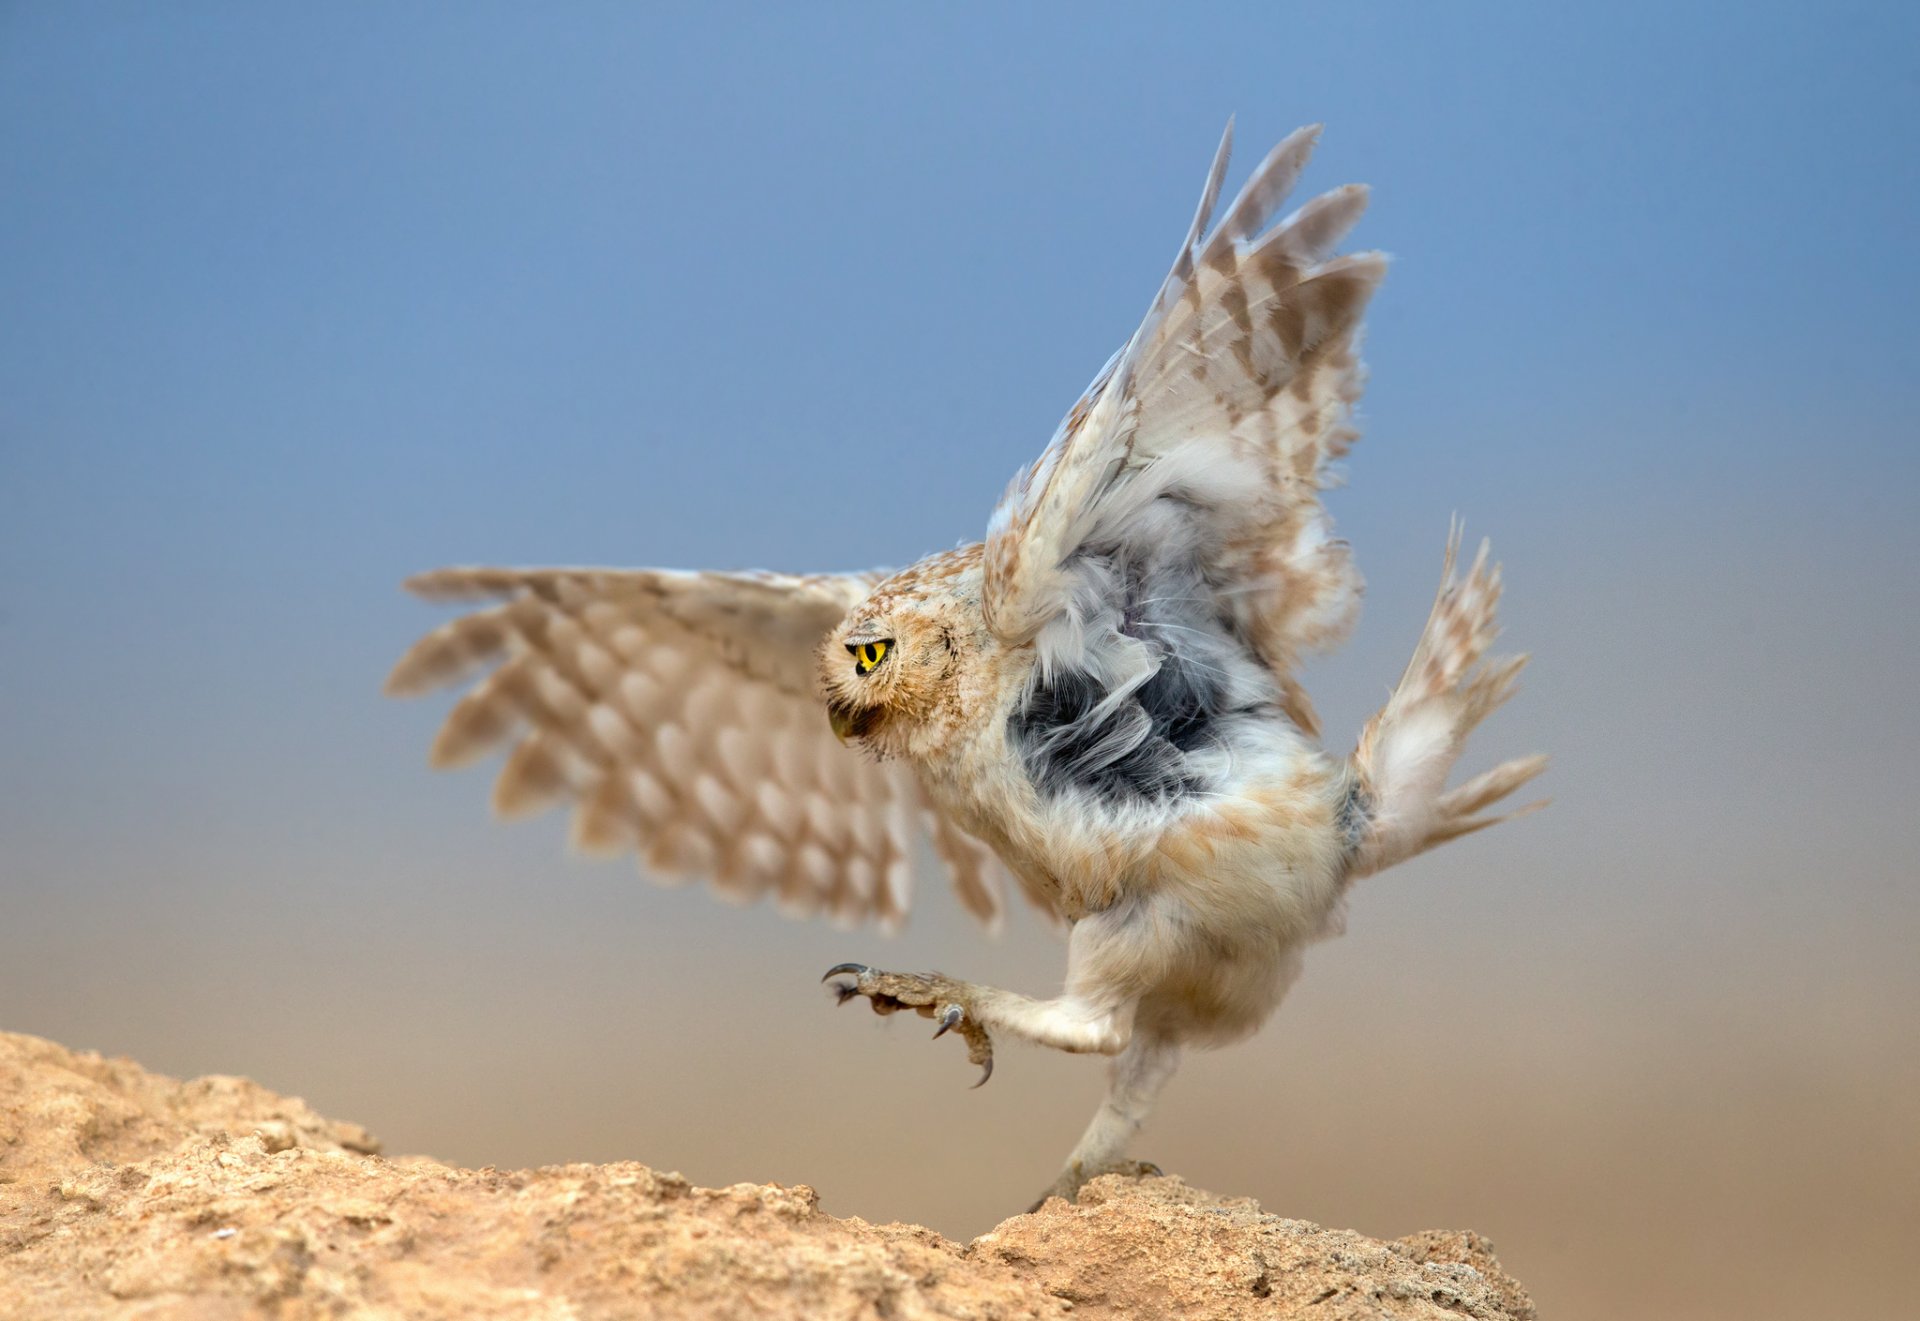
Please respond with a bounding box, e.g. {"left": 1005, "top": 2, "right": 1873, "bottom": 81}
{"left": 0, "top": 1031, "right": 1533, "bottom": 1319}
{"left": 984, "top": 1181, "right": 1535, "bottom": 1319}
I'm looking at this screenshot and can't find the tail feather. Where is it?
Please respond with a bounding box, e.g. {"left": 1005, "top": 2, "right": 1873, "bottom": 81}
{"left": 1347, "top": 523, "right": 1545, "bottom": 878}
{"left": 1436, "top": 752, "right": 1550, "bottom": 821}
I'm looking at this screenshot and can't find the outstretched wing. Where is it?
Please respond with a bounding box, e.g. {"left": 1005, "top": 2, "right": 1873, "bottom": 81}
{"left": 386, "top": 567, "right": 1011, "bottom": 931}
{"left": 983, "top": 122, "right": 1383, "bottom": 736}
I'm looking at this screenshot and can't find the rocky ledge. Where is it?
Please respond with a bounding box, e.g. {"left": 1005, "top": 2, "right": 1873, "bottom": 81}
{"left": 0, "top": 1030, "right": 1532, "bottom": 1319}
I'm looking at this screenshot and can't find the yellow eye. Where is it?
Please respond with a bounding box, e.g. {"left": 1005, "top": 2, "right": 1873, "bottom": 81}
{"left": 850, "top": 639, "right": 891, "bottom": 674}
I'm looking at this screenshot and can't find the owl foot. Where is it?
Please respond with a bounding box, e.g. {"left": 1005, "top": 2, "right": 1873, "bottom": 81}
{"left": 822, "top": 963, "right": 994, "bottom": 1086}
{"left": 1027, "top": 1159, "right": 1164, "bottom": 1213}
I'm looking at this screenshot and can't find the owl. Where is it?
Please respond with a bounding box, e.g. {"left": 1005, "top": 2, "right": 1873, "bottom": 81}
{"left": 387, "top": 122, "right": 1546, "bottom": 1208}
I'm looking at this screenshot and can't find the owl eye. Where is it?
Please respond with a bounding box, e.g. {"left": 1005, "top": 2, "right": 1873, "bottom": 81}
{"left": 847, "top": 639, "right": 892, "bottom": 674}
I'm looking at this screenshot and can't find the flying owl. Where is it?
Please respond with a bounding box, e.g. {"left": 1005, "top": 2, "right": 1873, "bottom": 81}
{"left": 387, "top": 122, "right": 1546, "bottom": 1208}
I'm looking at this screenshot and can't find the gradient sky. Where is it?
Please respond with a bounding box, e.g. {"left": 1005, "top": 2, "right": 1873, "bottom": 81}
{"left": 3, "top": 6, "right": 1917, "bottom": 1319}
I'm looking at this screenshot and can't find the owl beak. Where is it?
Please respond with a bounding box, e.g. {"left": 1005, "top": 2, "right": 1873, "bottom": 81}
{"left": 827, "top": 702, "right": 878, "bottom": 744}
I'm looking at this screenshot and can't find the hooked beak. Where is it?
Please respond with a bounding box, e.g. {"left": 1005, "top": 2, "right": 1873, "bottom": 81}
{"left": 827, "top": 703, "right": 879, "bottom": 744}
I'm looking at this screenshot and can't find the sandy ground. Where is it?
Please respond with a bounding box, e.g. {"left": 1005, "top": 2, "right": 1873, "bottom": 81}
{"left": 0, "top": 1029, "right": 1534, "bottom": 1320}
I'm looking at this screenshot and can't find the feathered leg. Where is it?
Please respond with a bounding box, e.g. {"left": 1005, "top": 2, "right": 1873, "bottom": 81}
{"left": 1347, "top": 524, "right": 1547, "bottom": 878}
{"left": 825, "top": 908, "right": 1143, "bottom": 1085}
{"left": 1031, "top": 1030, "right": 1182, "bottom": 1209}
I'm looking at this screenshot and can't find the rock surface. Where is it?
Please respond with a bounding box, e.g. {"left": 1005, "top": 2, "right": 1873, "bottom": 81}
{"left": 0, "top": 1030, "right": 1534, "bottom": 1319}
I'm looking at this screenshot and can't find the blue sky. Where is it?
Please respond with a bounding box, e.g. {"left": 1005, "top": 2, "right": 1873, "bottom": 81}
{"left": 2, "top": 7, "right": 1916, "bottom": 1316}
{"left": 4, "top": 0, "right": 1915, "bottom": 890}
{"left": 3, "top": 3, "right": 1914, "bottom": 819}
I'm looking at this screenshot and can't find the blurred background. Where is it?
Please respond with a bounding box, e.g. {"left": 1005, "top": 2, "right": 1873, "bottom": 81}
{"left": 3, "top": 4, "right": 1916, "bottom": 1317}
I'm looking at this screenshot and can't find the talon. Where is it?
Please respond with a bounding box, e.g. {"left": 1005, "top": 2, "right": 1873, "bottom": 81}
{"left": 824, "top": 963, "right": 870, "bottom": 1005}
{"left": 819, "top": 965, "right": 994, "bottom": 1087}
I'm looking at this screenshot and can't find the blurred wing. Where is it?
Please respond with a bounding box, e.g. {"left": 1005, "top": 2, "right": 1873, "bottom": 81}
{"left": 386, "top": 566, "right": 1012, "bottom": 931}
{"left": 983, "top": 122, "right": 1384, "bottom": 735}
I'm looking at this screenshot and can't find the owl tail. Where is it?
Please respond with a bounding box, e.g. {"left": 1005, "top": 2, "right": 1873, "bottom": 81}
{"left": 1343, "top": 523, "right": 1547, "bottom": 880}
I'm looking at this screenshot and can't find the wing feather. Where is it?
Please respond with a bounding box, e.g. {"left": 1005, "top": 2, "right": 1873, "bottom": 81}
{"left": 984, "top": 124, "right": 1383, "bottom": 699}
{"left": 388, "top": 567, "right": 1011, "bottom": 931}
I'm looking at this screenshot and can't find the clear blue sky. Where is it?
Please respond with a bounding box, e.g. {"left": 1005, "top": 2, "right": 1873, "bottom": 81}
{"left": 2, "top": 8, "right": 1916, "bottom": 1317}
{"left": 3, "top": 0, "right": 1914, "bottom": 889}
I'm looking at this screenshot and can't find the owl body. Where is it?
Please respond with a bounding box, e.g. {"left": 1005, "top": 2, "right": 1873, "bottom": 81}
{"left": 831, "top": 538, "right": 1354, "bottom": 1048}
{"left": 389, "top": 122, "right": 1546, "bottom": 1202}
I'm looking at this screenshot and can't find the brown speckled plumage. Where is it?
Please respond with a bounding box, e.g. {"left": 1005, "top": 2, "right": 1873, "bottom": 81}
{"left": 389, "top": 122, "right": 1545, "bottom": 1207}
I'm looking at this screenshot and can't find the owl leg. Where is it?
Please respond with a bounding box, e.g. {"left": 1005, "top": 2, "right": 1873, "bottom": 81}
{"left": 1029, "top": 1030, "right": 1182, "bottom": 1210}
{"left": 821, "top": 966, "right": 1135, "bottom": 1087}
{"left": 824, "top": 909, "right": 1145, "bottom": 1085}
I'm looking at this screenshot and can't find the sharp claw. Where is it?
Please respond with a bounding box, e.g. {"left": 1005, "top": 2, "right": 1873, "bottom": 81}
{"left": 821, "top": 968, "right": 991, "bottom": 1086}
{"left": 824, "top": 964, "right": 870, "bottom": 1007}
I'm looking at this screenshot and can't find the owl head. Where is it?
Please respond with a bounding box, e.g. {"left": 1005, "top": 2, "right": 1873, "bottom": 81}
{"left": 817, "top": 548, "right": 982, "bottom": 757}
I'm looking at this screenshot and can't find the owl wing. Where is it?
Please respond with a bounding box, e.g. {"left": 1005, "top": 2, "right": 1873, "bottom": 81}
{"left": 982, "top": 122, "right": 1384, "bottom": 736}
{"left": 385, "top": 566, "right": 1012, "bottom": 931}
